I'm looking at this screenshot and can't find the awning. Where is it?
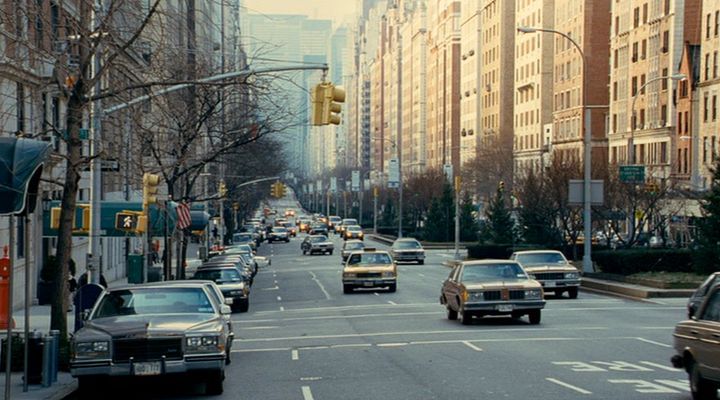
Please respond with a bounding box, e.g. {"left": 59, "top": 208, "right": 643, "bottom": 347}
{"left": 189, "top": 210, "right": 210, "bottom": 231}
{"left": 0, "top": 137, "right": 52, "bottom": 215}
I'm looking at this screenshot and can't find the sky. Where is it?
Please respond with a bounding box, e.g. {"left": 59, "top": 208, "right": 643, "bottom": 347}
{"left": 244, "top": 0, "right": 357, "bottom": 25}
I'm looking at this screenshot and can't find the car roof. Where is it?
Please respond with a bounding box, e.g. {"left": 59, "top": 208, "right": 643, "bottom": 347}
{"left": 344, "top": 239, "right": 364, "bottom": 245}
{"left": 461, "top": 259, "right": 521, "bottom": 267}
{"left": 395, "top": 238, "right": 419, "bottom": 242}
{"left": 109, "top": 281, "right": 210, "bottom": 291}
{"left": 512, "top": 250, "right": 563, "bottom": 255}
{"left": 194, "top": 266, "right": 238, "bottom": 271}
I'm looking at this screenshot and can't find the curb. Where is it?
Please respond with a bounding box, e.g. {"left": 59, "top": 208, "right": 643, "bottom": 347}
{"left": 50, "top": 381, "right": 77, "bottom": 400}
{"left": 581, "top": 277, "right": 694, "bottom": 299}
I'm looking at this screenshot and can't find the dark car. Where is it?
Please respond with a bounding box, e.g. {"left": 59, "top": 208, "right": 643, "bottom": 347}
{"left": 301, "top": 235, "right": 334, "bottom": 255}
{"left": 390, "top": 238, "right": 426, "bottom": 264}
{"left": 70, "top": 282, "right": 231, "bottom": 395}
{"left": 687, "top": 272, "right": 720, "bottom": 318}
{"left": 232, "top": 232, "right": 257, "bottom": 250}
{"left": 268, "top": 226, "right": 290, "bottom": 243}
{"left": 192, "top": 267, "right": 250, "bottom": 312}
{"left": 309, "top": 223, "right": 329, "bottom": 236}
{"left": 440, "top": 260, "right": 545, "bottom": 325}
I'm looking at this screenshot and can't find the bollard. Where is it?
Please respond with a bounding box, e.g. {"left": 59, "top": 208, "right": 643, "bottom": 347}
{"left": 41, "top": 335, "right": 51, "bottom": 388}
{"left": 49, "top": 330, "right": 59, "bottom": 383}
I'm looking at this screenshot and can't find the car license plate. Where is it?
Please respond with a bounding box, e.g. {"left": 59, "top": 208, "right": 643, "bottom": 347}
{"left": 544, "top": 281, "right": 556, "bottom": 288}
{"left": 134, "top": 361, "right": 162, "bottom": 376}
{"left": 363, "top": 281, "right": 374, "bottom": 287}
{"left": 497, "top": 304, "right": 513, "bottom": 312}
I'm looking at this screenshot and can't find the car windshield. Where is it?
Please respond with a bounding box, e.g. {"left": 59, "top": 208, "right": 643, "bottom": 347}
{"left": 461, "top": 264, "right": 527, "bottom": 281}
{"left": 93, "top": 287, "right": 215, "bottom": 317}
{"left": 515, "top": 253, "right": 566, "bottom": 264}
{"left": 310, "top": 236, "right": 326, "bottom": 242}
{"left": 233, "top": 234, "right": 252, "bottom": 242}
{"left": 342, "top": 219, "right": 357, "bottom": 225}
{"left": 274, "top": 227, "right": 288, "bottom": 233}
{"left": 347, "top": 225, "right": 362, "bottom": 232}
{"left": 193, "top": 269, "right": 242, "bottom": 283}
{"left": 348, "top": 252, "right": 392, "bottom": 265}
{"left": 395, "top": 240, "right": 421, "bottom": 249}
{"left": 345, "top": 242, "right": 365, "bottom": 250}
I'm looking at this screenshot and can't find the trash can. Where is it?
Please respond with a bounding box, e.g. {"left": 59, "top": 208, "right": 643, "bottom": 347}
{"left": 25, "top": 331, "right": 43, "bottom": 385}
{"left": 127, "top": 254, "right": 144, "bottom": 283}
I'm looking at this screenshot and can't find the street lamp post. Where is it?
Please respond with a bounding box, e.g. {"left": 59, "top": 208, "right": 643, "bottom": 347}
{"left": 628, "top": 73, "right": 686, "bottom": 164}
{"left": 518, "top": 26, "right": 593, "bottom": 272}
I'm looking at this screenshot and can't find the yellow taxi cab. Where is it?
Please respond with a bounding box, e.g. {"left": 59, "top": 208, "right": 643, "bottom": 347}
{"left": 342, "top": 248, "right": 397, "bottom": 294}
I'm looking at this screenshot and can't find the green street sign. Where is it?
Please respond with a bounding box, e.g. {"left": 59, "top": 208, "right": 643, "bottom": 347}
{"left": 619, "top": 165, "right": 645, "bottom": 183}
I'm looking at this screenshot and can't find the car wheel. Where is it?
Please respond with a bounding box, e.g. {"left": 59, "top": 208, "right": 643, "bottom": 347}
{"left": 459, "top": 308, "right": 472, "bottom": 325}
{"left": 239, "top": 299, "right": 249, "bottom": 313}
{"left": 418, "top": 260, "right": 424, "bottom": 265}
{"left": 528, "top": 309, "right": 542, "bottom": 325}
{"left": 302, "top": 250, "right": 306, "bottom": 255}
{"left": 329, "top": 250, "right": 333, "bottom": 255}
{"left": 568, "top": 287, "right": 579, "bottom": 299}
{"left": 690, "top": 359, "right": 718, "bottom": 400}
{"left": 388, "top": 283, "right": 397, "bottom": 293}
{"left": 205, "top": 371, "right": 225, "bottom": 395}
{"left": 446, "top": 306, "right": 458, "bottom": 320}
{"left": 343, "top": 284, "right": 352, "bottom": 294}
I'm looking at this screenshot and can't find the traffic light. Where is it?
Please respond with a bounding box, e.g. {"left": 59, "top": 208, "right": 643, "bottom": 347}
{"left": 270, "top": 182, "right": 278, "bottom": 198}
{"left": 278, "top": 183, "right": 286, "bottom": 198}
{"left": 79, "top": 205, "right": 90, "bottom": 231}
{"left": 219, "top": 181, "right": 227, "bottom": 197}
{"left": 49, "top": 205, "right": 89, "bottom": 231}
{"left": 142, "top": 173, "right": 161, "bottom": 209}
{"left": 322, "top": 83, "right": 345, "bottom": 125}
{"left": 310, "top": 83, "right": 346, "bottom": 125}
{"left": 115, "top": 211, "right": 142, "bottom": 231}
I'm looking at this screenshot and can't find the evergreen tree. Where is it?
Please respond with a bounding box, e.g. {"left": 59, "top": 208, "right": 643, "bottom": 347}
{"left": 481, "top": 184, "right": 516, "bottom": 244}
{"left": 459, "top": 191, "right": 478, "bottom": 241}
{"left": 381, "top": 197, "right": 396, "bottom": 231}
{"left": 440, "top": 183, "right": 455, "bottom": 241}
{"left": 425, "top": 198, "right": 446, "bottom": 242}
{"left": 696, "top": 159, "right": 720, "bottom": 273}
{"left": 518, "top": 171, "right": 561, "bottom": 246}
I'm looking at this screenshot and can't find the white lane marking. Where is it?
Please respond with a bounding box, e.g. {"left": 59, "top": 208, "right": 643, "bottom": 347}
{"left": 637, "top": 326, "right": 676, "bottom": 330}
{"left": 387, "top": 301, "right": 397, "bottom": 305}
{"left": 280, "top": 306, "right": 285, "bottom": 311}
{"left": 330, "top": 343, "right": 373, "bottom": 349}
{"left": 418, "top": 273, "right": 425, "bottom": 277}
{"left": 463, "top": 341, "right": 483, "bottom": 352}
{"left": 291, "top": 350, "right": 299, "bottom": 360}
{"left": 300, "top": 377, "right": 322, "bottom": 381}
{"left": 299, "top": 346, "right": 329, "bottom": 350}
{"left": 302, "top": 386, "right": 315, "bottom": 400}
{"left": 373, "top": 292, "right": 379, "bottom": 296}
{"left": 640, "top": 361, "right": 682, "bottom": 372}
{"left": 654, "top": 380, "right": 690, "bottom": 391}
{"left": 546, "top": 378, "right": 592, "bottom": 394}
{"left": 309, "top": 271, "right": 331, "bottom": 300}
{"left": 231, "top": 347, "right": 290, "bottom": 353}
{"left": 274, "top": 280, "right": 278, "bottom": 284}
{"left": 377, "top": 342, "right": 408, "bottom": 347}
{"left": 239, "top": 326, "right": 278, "bottom": 330}
{"left": 253, "top": 302, "right": 437, "bottom": 315}
{"left": 277, "top": 296, "right": 283, "bottom": 301}
{"left": 261, "top": 286, "right": 279, "bottom": 291}
{"left": 234, "top": 327, "right": 608, "bottom": 343}
{"left": 636, "top": 337, "right": 672, "bottom": 348}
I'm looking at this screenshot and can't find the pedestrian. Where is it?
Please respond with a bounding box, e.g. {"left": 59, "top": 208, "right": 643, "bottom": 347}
{"left": 67, "top": 272, "right": 77, "bottom": 312}
{"left": 79, "top": 271, "right": 108, "bottom": 288}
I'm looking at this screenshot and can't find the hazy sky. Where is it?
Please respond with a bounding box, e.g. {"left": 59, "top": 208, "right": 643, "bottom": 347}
{"left": 244, "top": 0, "right": 357, "bottom": 24}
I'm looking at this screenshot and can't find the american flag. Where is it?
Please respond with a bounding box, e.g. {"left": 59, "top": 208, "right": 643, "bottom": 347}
{"left": 176, "top": 201, "right": 191, "bottom": 230}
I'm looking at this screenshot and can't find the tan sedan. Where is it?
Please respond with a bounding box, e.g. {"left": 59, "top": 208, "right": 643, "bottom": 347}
{"left": 440, "top": 260, "right": 545, "bottom": 325}
{"left": 671, "top": 284, "right": 720, "bottom": 399}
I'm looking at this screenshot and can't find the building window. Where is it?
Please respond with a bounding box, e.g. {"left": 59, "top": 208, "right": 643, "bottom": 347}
{"left": 642, "top": 3, "right": 648, "bottom": 24}
{"left": 661, "top": 105, "right": 668, "bottom": 125}
{"left": 16, "top": 83, "right": 25, "bottom": 134}
{"left": 641, "top": 39, "right": 647, "bottom": 59}
{"left": 613, "top": 81, "right": 618, "bottom": 101}
{"left": 34, "top": 0, "right": 44, "bottom": 49}
{"left": 704, "top": 137, "right": 709, "bottom": 162}
{"left": 640, "top": 108, "right": 645, "bottom": 128}
{"left": 708, "top": 14, "right": 712, "bottom": 39}
{"left": 684, "top": 111, "right": 689, "bottom": 133}
{"left": 661, "top": 142, "right": 667, "bottom": 164}
{"left": 662, "top": 68, "right": 669, "bottom": 90}
{"left": 664, "top": 0, "right": 670, "bottom": 15}
{"left": 640, "top": 74, "right": 646, "bottom": 94}
{"left": 705, "top": 95, "right": 710, "bottom": 121}
{"left": 614, "top": 49, "right": 618, "bottom": 68}
{"left": 632, "top": 42, "right": 638, "bottom": 62}
{"left": 632, "top": 76, "right": 638, "bottom": 96}
{"left": 714, "top": 96, "right": 718, "bottom": 121}
{"left": 714, "top": 51, "right": 718, "bottom": 78}
{"left": 662, "top": 31, "right": 669, "bottom": 52}
{"left": 716, "top": 11, "right": 719, "bottom": 36}
{"left": 615, "top": 16, "right": 619, "bottom": 36}
{"left": 678, "top": 112, "right": 682, "bottom": 134}
{"left": 634, "top": 7, "right": 640, "bottom": 28}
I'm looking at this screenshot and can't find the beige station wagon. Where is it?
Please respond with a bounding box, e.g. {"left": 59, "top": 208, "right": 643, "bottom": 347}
{"left": 510, "top": 250, "right": 581, "bottom": 299}
{"left": 671, "top": 283, "right": 720, "bottom": 399}
{"left": 440, "top": 260, "right": 545, "bottom": 325}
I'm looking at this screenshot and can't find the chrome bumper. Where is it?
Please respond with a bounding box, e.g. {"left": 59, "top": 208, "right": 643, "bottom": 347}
{"left": 71, "top": 354, "right": 225, "bottom": 377}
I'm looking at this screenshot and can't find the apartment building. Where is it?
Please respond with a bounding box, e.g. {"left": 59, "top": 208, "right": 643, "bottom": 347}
{"left": 608, "top": 0, "right": 700, "bottom": 183}
{"left": 426, "top": 0, "right": 462, "bottom": 173}
{"left": 514, "top": 0, "right": 555, "bottom": 176}
{"left": 698, "top": 2, "right": 720, "bottom": 188}
{"left": 459, "top": 0, "right": 482, "bottom": 166}
{"left": 549, "top": 0, "right": 610, "bottom": 170}
{"left": 400, "top": 2, "right": 428, "bottom": 175}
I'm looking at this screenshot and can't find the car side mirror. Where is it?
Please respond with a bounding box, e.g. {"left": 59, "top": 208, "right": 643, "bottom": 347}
{"left": 224, "top": 298, "right": 234, "bottom": 306}
{"left": 81, "top": 309, "right": 92, "bottom": 321}
{"left": 221, "top": 305, "right": 232, "bottom": 315}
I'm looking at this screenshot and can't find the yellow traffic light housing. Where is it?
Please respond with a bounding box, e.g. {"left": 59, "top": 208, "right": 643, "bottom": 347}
{"left": 50, "top": 207, "right": 61, "bottom": 229}
{"left": 322, "top": 83, "right": 345, "bottom": 125}
{"left": 142, "top": 173, "right": 161, "bottom": 209}
{"left": 270, "top": 182, "right": 278, "bottom": 198}
{"left": 219, "top": 181, "right": 228, "bottom": 197}
{"left": 79, "top": 205, "right": 90, "bottom": 231}
{"left": 278, "top": 183, "right": 286, "bottom": 198}
{"left": 311, "top": 83, "right": 326, "bottom": 126}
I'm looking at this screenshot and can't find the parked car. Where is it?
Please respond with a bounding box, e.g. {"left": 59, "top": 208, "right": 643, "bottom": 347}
{"left": 232, "top": 232, "right": 257, "bottom": 250}
{"left": 200, "top": 258, "right": 254, "bottom": 285}
{"left": 192, "top": 267, "right": 250, "bottom": 312}
{"left": 341, "top": 240, "right": 366, "bottom": 262}
{"left": 343, "top": 225, "right": 364, "bottom": 240}
{"left": 301, "top": 235, "right": 334, "bottom": 255}
{"left": 671, "top": 283, "right": 720, "bottom": 399}
{"left": 70, "top": 281, "right": 231, "bottom": 395}
{"left": 440, "top": 260, "right": 545, "bottom": 325}
{"left": 342, "top": 248, "right": 396, "bottom": 293}
{"left": 509, "top": 250, "right": 581, "bottom": 299}
{"left": 687, "top": 272, "right": 720, "bottom": 318}
{"left": 390, "top": 238, "right": 425, "bottom": 264}
{"left": 268, "top": 226, "right": 290, "bottom": 243}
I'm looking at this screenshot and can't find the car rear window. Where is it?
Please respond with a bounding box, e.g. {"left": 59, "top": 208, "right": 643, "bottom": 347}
{"left": 348, "top": 253, "right": 391, "bottom": 265}
{"left": 395, "top": 240, "right": 421, "bottom": 249}
{"left": 515, "top": 253, "right": 566, "bottom": 264}
{"left": 94, "top": 287, "right": 215, "bottom": 317}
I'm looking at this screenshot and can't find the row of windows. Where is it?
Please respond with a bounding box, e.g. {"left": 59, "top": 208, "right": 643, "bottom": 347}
{"left": 703, "top": 95, "right": 719, "bottom": 122}
{"left": 704, "top": 51, "right": 719, "bottom": 81}
{"left": 705, "top": 11, "right": 720, "bottom": 39}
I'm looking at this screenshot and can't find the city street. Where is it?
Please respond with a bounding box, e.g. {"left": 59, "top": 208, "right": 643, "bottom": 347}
{"left": 67, "top": 226, "right": 695, "bottom": 400}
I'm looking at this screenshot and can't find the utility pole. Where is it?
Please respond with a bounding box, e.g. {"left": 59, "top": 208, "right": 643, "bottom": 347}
{"left": 454, "top": 176, "right": 461, "bottom": 260}
{"left": 373, "top": 186, "right": 378, "bottom": 234}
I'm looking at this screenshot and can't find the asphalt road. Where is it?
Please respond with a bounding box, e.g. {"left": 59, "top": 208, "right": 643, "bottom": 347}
{"left": 65, "top": 219, "right": 702, "bottom": 400}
